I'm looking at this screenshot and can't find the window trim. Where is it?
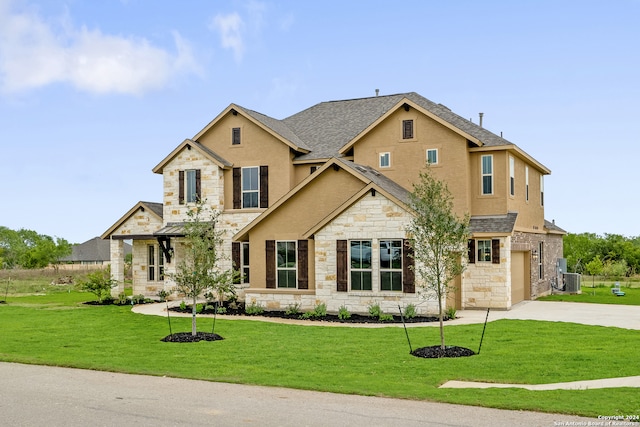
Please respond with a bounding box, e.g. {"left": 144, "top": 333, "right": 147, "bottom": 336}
{"left": 241, "top": 242, "right": 250, "bottom": 284}
{"left": 481, "top": 155, "right": 493, "bottom": 195}
{"left": 379, "top": 239, "right": 402, "bottom": 291}
{"left": 349, "top": 240, "right": 372, "bottom": 291}
{"left": 540, "top": 175, "right": 544, "bottom": 207}
{"left": 241, "top": 166, "right": 259, "bottom": 209}
{"left": 147, "top": 244, "right": 164, "bottom": 281}
{"left": 525, "top": 166, "right": 529, "bottom": 202}
{"left": 509, "top": 156, "right": 515, "bottom": 197}
{"left": 232, "top": 127, "right": 241, "bottom": 145}
{"left": 426, "top": 148, "right": 438, "bottom": 165}
{"left": 538, "top": 242, "right": 544, "bottom": 279}
{"left": 379, "top": 152, "right": 391, "bottom": 168}
{"left": 476, "top": 239, "right": 492, "bottom": 263}
{"left": 276, "top": 240, "right": 297, "bottom": 289}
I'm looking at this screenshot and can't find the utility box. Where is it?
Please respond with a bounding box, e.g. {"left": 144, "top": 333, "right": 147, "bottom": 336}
{"left": 563, "top": 273, "right": 581, "bottom": 293}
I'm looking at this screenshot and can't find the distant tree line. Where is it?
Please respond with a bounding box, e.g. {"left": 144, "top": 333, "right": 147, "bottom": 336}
{"left": 564, "top": 233, "right": 640, "bottom": 277}
{"left": 0, "top": 226, "right": 72, "bottom": 269}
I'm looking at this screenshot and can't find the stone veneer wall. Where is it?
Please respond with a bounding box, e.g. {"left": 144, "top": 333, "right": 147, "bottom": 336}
{"left": 462, "top": 237, "right": 511, "bottom": 309}
{"left": 293, "top": 193, "right": 440, "bottom": 316}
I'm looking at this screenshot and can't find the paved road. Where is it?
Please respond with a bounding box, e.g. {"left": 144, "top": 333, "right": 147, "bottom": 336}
{"left": 0, "top": 362, "right": 597, "bottom": 427}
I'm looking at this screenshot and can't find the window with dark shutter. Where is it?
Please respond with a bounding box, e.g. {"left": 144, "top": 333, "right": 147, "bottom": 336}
{"left": 259, "top": 166, "right": 269, "bottom": 208}
{"left": 178, "top": 170, "right": 185, "bottom": 205}
{"left": 266, "top": 240, "right": 275, "bottom": 289}
{"left": 402, "top": 119, "right": 414, "bottom": 139}
{"left": 297, "top": 240, "right": 308, "bottom": 289}
{"left": 468, "top": 239, "right": 476, "bottom": 264}
{"left": 492, "top": 239, "right": 500, "bottom": 264}
{"left": 232, "top": 127, "right": 241, "bottom": 145}
{"left": 336, "top": 240, "right": 347, "bottom": 292}
{"left": 195, "top": 169, "right": 201, "bottom": 201}
{"left": 232, "top": 168, "right": 241, "bottom": 209}
{"left": 232, "top": 242, "right": 241, "bottom": 284}
{"left": 402, "top": 239, "right": 415, "bottom": 293}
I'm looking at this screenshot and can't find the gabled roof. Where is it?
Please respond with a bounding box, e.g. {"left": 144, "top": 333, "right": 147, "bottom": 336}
{"left": 152, "top": 139, "right": 232, "bottom": 174}
{"left": 545, "top": 219, "right": 567, "bottom": 235}
{"left": 192, "top": 104, "right": 311, "bottom": 154}
{"left": 100, "top": 201, "right": 163, "bottom": 239}
{"left": 60, "top": 237, "right": 131, "bottom": 262}
{"left": 233, "top": 158, "right": 412, "bottom": 241}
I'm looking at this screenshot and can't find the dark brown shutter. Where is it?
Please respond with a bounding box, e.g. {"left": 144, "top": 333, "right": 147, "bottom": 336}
{"left": 195, "top": 169, "right": 201, "bottom": 201}
{"left": 492, "top": 239, "right": 500, "bottom": 264}
{"left": 402, "top": 239, "right": 415, "bottom": 293}
{"left": 178, "top": 170, "right": 185, "bottom": 205}
{"left": 266, "top": 240, "right": 275, "bottom": 289}
{"left": 467, "top": 239, "right": 475, "bottom": 264}
{"left": 233, "top": 168, "right": 241, "bottom": 209}
{"left": 232, "top": 242, "right": 241, "bottom": 284}
{"left": 336, "top": 240, "right": 347, "bottom": 292}
{"left": 259, "top": 165, "right": 269, "bottom": 208}
{"left": 297, "top": 240, "right": 308, "bottom": 290}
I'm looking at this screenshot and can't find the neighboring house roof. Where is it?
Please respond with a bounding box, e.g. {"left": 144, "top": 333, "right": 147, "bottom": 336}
{"left": 469, "top": 212, "right": 519, "bottom": 235}
{"left": 60, "top": 237, "right": 131, "bottom": 262}
{"left": 152, "top": 139, "right": 232, "bottom": 174}
{"left": 100, "top": 201, "right": 163, "bottom": 239}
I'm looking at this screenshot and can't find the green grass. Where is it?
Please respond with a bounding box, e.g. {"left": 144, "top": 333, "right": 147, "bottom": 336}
{"left": 539, "top": 284, "right": 640, "bottom": 305}
{"left": 1, "top": 292, "right": 639, "bottom": 417}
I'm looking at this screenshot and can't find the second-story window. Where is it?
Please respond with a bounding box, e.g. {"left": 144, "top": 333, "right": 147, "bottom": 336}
{"left": 525, "top": 166, "right": 529, "bottom": 202}
{"left": 481, "top": 155, "right": 493, "bottom": 195}
{"left": 509, "top": 156, "right": 515, "bottom": 196}
{"left": 232, "top": 127, "right": 241, "bottom": 145}
{"left": 179, "top": 169, "right": 200, "bottom": 204}
{"left": 427, "top": 149, "right": 438, "bottom": 165}
{"left": 540, "top": 175, "right": 544, "bottom": 206}
{"left": 379, "top": 152, "right": 390, "bottom": 168}
{"left": 242, "top": 166, "right": 259, "bottom": 208}
{"left": 402, "top": 119, "right": 414, "bottom": 139}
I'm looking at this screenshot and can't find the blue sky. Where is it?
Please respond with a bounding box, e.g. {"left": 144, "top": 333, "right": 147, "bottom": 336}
{"left": 1, "top": 0, "right": 639, "bottom": 244}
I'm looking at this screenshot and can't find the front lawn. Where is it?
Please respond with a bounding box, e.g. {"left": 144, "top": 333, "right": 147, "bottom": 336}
{"left": 0, "top": 291, "right": 639, "bottom": 417}
{"left": 539, "top": 284, "right": 640, "bottom": 305}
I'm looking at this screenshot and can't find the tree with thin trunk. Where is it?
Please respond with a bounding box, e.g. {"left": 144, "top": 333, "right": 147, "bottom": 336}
{"left": 406, "top": 166, "right": 470, "bottom": 350}
{"left": 171, "top": 201, "right": 239, "bottom": 336}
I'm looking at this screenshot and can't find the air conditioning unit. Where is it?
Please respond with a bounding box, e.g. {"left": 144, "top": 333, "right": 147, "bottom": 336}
{"left": 563, "top": 273, "right": 581, "bottom": 293}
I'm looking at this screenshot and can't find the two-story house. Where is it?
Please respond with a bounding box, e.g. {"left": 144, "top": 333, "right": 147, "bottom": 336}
{"left": 101, "top": 92, "right": 564, "bottom": 315}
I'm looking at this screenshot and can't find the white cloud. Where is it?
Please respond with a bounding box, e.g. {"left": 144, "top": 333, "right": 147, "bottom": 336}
{"left": 0, "top": 1, "right": 199, "bottom": 95}
{"left": 210, "top": 12, "right": 245, "bottom": 62}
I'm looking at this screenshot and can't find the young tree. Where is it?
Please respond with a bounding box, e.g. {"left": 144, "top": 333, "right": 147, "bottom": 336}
{"left": 406, "top": 167, "right": 470, "bottom": 350}
{"left": 171, "top": 201, "right": 239, "bottom": 336}
{"left": 81, "top": 267, "right": 116, "bottom": 303}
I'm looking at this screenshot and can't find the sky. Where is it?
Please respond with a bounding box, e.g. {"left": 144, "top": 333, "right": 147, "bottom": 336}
{"left": 1, "top": 0, "right": 639, "bottom": 244}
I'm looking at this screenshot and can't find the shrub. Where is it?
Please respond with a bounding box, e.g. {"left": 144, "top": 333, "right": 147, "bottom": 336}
{"left": 245, "top": 302, "right": 264, "bottom": 315}
{"left": 156, "top": 289, "right": 169, "bottom": 302}
{"left": 338, "top": 305, "right": 351, "bottom": 320}
{"left": 301, "top": 302, "right": 327, "bottom": 319}
{"left": 368, "top": 303, "right": 382, "bottom": 318}
{"left": 132, "top": 294, "right": 145, "bottom": 305}
{"left": 116, "top": 292, "right": 128, "bottom": 305}
{"left": 216, "top": 306, "right": 227, "bottom": 314}
{"left": 285, "top": 303, "right": 302, "bottom": 316}
{"left": 378, "top": 313, "right": 394, "bottom": 322}
{"left": 403, "top": 303, "right": 417, "bottom": 319}
{"left": 446, "top": 306, "right": 457, "bottom": 320}
{"left": 80, "top": 268, "right": 116, "bottom": 304}
{"left": 179, "top": 300, "right": 187, "bottom": 311}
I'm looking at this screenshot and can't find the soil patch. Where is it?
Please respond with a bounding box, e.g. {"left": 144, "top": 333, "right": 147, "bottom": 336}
{"left": 411, "top": 345, "right": 476, "bottom": 358}
{"left": 161, "top": 332, "right": 224, "bottom": 342}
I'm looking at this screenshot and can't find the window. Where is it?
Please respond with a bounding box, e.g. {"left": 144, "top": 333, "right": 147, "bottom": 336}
{"left": 350, "top": 240, "right": 372, "bottom": 290}
{"left": 179, "top": 169, "right": 200, "bottom": 204}
{"left": 477, "top": 240, "right": 492, "bottom": 262}
{"left": 538, "top": 242, "right": 544, "bottom": 279}
{"left": 147, "top": 245, "right": 164, "bottom": 281}
{"left": 509, "top": 156, "right": 515, "bottom": 196}
{"left": 540, "top": 175, "right": 544, "bottom": 206}
{"left": 427, "top": 149, "right": 438, "bottom": 165}
{"left": 481, "top": 155, "right": 493, "bottom": 195}
{"left": 525, "top": 166, "right": 529, "bottom": 202}
{"left": 402, "top": 119, "right": 414, "bottom": 139}
{"left": 241, "top": 242, "right": 250, "bottom": 284}
{"left": 380, "top": 240, "right": 402, "bottom": 291}
{"left": 276, "top": 241, "right": 296, "bottom": 288}
{"left": 232, "top": 127, "right": 241, "bottom": 145}
{"left": 379, "top": 152, "right": 390, "bottom": 168}
{"left": 242, "top": 167, "right": 259, "bottom": 208}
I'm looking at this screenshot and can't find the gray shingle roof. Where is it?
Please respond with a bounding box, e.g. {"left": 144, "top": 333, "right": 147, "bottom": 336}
{"left": 336, "top": 158, "right": 411, "bottom": 206}
{"left": 235, "top": 105, "right": 311, "bottom": 152}
{"left": 469, "top": 212, "right": 519, "bottom": 234}
{"left": 141, "top": 201, "right": 164, "bottom": 219}
{"left": 61, "top": 237, "right": 131, "bottom": 262}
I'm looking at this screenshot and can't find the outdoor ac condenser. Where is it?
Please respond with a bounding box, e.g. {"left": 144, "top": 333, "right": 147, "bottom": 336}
{"left": 563, "top": 273, "right": 581, "bottom": 293}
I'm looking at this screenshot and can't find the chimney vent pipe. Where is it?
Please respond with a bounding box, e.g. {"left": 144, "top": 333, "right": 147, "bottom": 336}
{"left": 479, "top": 112, "right": 484, "bottom": 128}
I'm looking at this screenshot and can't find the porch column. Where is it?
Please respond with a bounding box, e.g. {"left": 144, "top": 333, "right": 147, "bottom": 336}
{"left": 110, "top": 238, "right": 125, "bottom": 297}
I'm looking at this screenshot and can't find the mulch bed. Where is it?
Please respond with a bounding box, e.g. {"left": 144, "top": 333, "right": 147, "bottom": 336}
{"left": 411, "top": 345, "right": 476, "bottom": 358}
{"left": 161, "top": 332, "right": 224, "bottom": 342}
